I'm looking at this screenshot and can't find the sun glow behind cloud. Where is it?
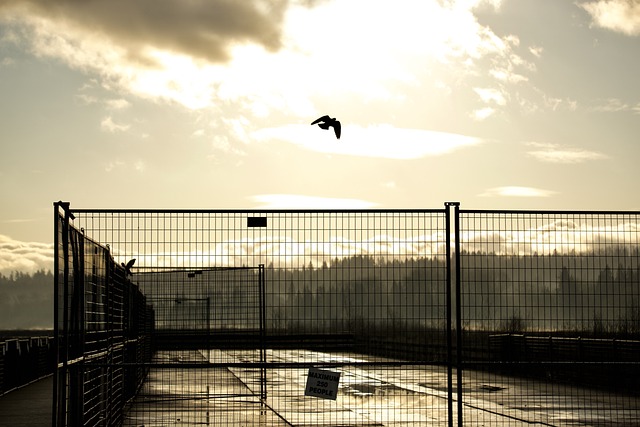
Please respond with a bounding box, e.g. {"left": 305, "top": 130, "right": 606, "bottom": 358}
{"left": 0, "top": 0, "right": 523, "bottom": 115}
{"left": 479, "top": 186, "right": 557, "bottom": 197}
{"left": 3, "top": 0, "right": 638, "bottom": 235}
{"left": 253, "top": 124, "right": 482, "bottom": 159}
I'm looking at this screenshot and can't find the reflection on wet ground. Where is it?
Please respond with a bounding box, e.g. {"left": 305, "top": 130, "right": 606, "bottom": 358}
{"left": 123, "top": 349, "right": 639, "bottom": 426}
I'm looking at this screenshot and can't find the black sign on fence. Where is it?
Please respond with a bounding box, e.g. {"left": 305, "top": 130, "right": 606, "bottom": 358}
{"left": 247, "top": 217, "right": 267, "bottom": 227}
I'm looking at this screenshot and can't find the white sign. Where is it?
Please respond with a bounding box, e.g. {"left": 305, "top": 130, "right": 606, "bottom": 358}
{"left": 305, "top": 368, "right": 341, "bottom": 400}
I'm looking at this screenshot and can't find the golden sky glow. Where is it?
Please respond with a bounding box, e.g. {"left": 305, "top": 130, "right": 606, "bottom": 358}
{"left": 1, "top": 0, "right": 640, "bottom": 270}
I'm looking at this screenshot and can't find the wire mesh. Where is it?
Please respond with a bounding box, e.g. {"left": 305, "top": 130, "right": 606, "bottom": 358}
{"left": 55, "top": 205, "right": 640, "bottom": 426}
{"left": 458, "top": 210, "right": 640, "bottom": 426}
{"left": 69, "top": 209, "right": 450, "bottom": 426}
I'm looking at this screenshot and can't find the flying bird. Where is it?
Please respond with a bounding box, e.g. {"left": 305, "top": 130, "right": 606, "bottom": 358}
{"left": 311, "top": 115, "right": 341, "bottom": 139}
{"left": 122, "top": 258, "right": 136, "bottom": 276}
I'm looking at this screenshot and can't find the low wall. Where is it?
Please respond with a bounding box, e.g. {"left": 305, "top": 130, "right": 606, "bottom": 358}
{"left": 486, "top": 334, "right": 640, "bottom": 392}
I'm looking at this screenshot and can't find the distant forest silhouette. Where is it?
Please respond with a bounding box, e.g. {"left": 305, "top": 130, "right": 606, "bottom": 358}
{"left": 263, "top": 249, "right": 640, "bottom": 338}
{"left": 0, "top": 270, "right": 53, "bottom": 330}
{"left": 2, "top": 247, "right": 639, "bottom": 337}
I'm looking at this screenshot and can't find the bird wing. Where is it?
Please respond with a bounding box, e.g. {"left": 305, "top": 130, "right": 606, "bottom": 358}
{"left": 333, "top": 121, "right": 341, "bottom": 139}
{"left": 125, "top": 258, "right": 136, "bottom": 269}
{"left": 311, "top": 115, "right": 330, "bottom": 125}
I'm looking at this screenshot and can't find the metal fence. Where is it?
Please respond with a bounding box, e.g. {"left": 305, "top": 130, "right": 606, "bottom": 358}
{"left": 456, "top": 209, "right": 640, "bottom": 425}
{"left": 53, "top": 204, "right": 154, "bottom": 426}
{"left": 54, "top": 202, "right": 640, "bottom": 426}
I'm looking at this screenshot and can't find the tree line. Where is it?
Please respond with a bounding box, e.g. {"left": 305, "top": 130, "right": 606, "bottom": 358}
{"left": 2, "top": 247, "right": 640, "bottom": 338}
{"left": 0, "top": 270, "right": 54, "bottom": 330}
{"left": 260, "top": 251, "right": 640, "bottom": 338}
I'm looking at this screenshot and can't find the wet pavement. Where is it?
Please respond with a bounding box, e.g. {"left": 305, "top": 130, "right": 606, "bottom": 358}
{"left": 123, "top": 349, "right": 639, "bottom": 426}
{"left": 0, "top": 376, "right": 52, "bottom": 427}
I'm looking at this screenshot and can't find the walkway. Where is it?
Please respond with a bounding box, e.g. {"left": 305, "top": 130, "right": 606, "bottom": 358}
{"left": 0, "top": 376, "right": 52, "bottom": 427}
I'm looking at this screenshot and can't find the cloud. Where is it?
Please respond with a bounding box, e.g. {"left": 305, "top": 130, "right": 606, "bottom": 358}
{"left": 105, "top": 160, "right": 125, "bottom": 172}
{"left": 105, "top": 98, "right": 131, "bottom": 110}
{"left": 100, "top": 116, "right": 130, "bottom": 133}
{"left": 253, "top": 124, "right": 483, "bottom": 159}
{"left": 581, "top": 0, "right": 640, "bottom": 36}
{"left": 479, "top": 186, "right": 557, "bottom": 197}
{"left": 105, "top": 160, "right": 145, "bottom": 173}
{"left": 474, "top": 87, "right": 508, "bottom": 106}
{"left": 463, "top": 220, "right": 640, "bottom": 256}
{"left": 529, "top": 46, "right": 543, "bottom": 58}
{"left": 592, "top": 98, "right": 630, "bottom": 112}
{"left": 0, "top": 0, "right": 525, "bottom": 116}
{"left": 252, "top": 194, "right": 378, "bottom": 209}
{"left": 0, "top": 0, "right": 287, "bottom": 64}
{"left": 526, "top": 142, "right": 608, "bottom": 163}
{"left": 134, "top": 161, "right": 146, "bottom": 173}
{"left": 471, "top": 107, "right": 496, "bottom": 121}
{"left": 0, "top": 234, "right": 53, "bottom": 275}
{"left": 1, "top": 57, "right": 15, "bottom": 67}
{"left": 591, "top": 97, "right": 640, "bottom": 114}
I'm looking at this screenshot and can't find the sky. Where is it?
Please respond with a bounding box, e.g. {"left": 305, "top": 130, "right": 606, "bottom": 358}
{"left": 1, "top": 0, "right": 640, "bottom": 273}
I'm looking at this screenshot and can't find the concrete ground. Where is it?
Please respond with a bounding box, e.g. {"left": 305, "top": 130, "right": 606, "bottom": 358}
{"left": 123, "top": 349, "right": 640, "bottom": 426}
{"left": 0, "top": 353, "right": 636, "bottom": 426}
{"left": 0, "top": 376, "right": 52, "bottom": 427}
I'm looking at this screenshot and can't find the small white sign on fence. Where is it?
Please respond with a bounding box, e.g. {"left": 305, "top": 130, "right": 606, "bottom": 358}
{"left": 305, "top": 368, "right": 341, "bottom": 400}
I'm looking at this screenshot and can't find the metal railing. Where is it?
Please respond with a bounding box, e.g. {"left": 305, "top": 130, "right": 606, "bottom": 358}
{"left": 0, "top": 336, "right": 54, "bottom": 396}
{"left": 53, "top": 203, "right": 154, "bottom": 427}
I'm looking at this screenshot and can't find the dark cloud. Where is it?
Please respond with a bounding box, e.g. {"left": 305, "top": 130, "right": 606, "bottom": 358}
{"left": 0, "top": 0, "right": 289, "bottom": 63}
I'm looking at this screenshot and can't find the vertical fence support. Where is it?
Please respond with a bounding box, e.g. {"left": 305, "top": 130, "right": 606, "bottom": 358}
{"left": 445, "top": 203, "right": 454, "bottom": 427}
{"left": 258, "top": 264, "right": 267, "bottom": 402}
{"left": 53, "top": 201, "right": 76, "bottom": 427}
{"left": 52, "top": 203, "right": 61, "bottom": 427}
{"left": 445, "top": 202, "right": 461, "bottom": 427}
{"left": 453, "top": 203, "right": 463, "bottom": 427}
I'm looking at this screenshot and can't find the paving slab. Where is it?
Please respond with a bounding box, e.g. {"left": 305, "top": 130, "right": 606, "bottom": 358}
{"left": 124, "top": 349, "right": 640, "bottom": 426}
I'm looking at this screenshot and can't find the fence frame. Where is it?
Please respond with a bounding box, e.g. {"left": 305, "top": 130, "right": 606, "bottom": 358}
{"left": 53, "top": 201, "right": 640, "bottom": 426}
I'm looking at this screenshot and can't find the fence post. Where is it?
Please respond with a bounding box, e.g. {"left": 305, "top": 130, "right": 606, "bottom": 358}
{"left": 52, "top": 203, "right": 59, "bottom": 427}
{"left": 445, "top": 202, "right": 461, "bottom": 427}
{"left": 453, "top": 203, "right": 463, "bottom": 427}
{"left": 259, "top": 264, "right": 267, "bottom": 402}
{"left": 53, "top": 201, "right": 75, "bottom": 427}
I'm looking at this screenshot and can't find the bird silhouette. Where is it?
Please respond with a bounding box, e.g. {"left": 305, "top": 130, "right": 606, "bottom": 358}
{"left": 311, "top": 115, "right": 341, "bottom": 139}
{"left": 122, "top": 258, "right": 136, "bottom": 276}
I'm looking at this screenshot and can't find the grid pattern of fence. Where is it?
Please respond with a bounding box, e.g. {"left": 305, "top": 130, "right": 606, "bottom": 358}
{"left": 54, "top": 203, "right": 640, "bottom": 426}
{"left": 54, "top": 205, "right": 154, "bottom": 426}
{"left": 457, "top": 209, "right": 640, "bottom": 425}
{"left": 65, "top": 208, "right": 451, "bottom": 426}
